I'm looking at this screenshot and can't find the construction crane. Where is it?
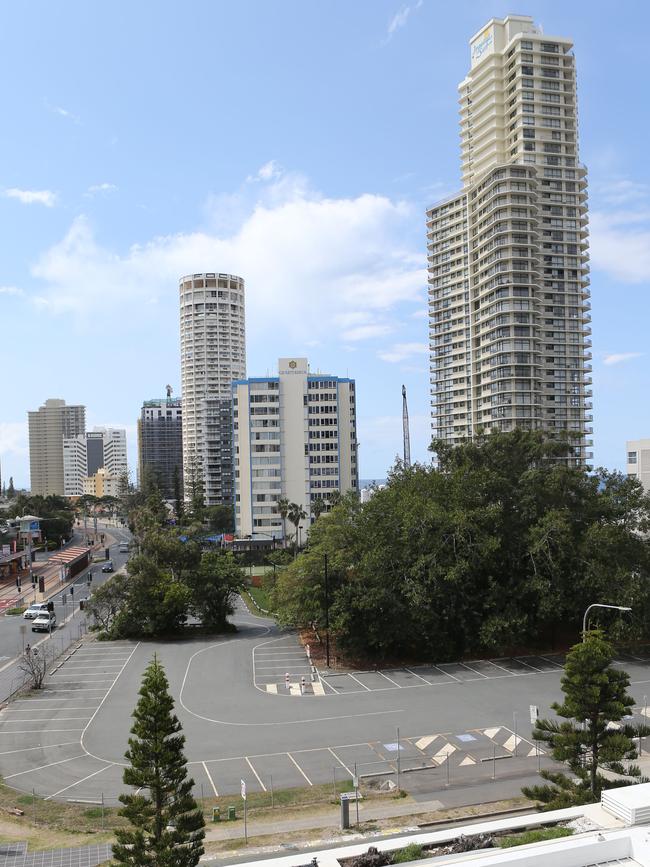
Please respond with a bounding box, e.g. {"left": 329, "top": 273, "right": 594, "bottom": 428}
{"left": 166, "top": 384, "right": 173, "bottom": 400}
{"left": 402, "top": 384, "right": 411, "bottom": 467}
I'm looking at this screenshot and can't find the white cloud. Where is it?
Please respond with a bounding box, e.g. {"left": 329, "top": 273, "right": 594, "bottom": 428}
{"left": 411, "top": 308, "right": 428, "bottom": 319}
{"left": 342, "top": 324, "right": 393, "bottom": 341}
{"left": 86, "top": 182, "right": 118, "bottom": 196}
{"left": 30, "top": 170, "right": 424, "bottom": 347}
{"left": 379, "top": 342, "right": 429, "bottom": 363}
{"left": 0, "top": 422, "right": 28, "bottom": 458}
{"left": 603, "top": 352, "right": 644, "bottom": 366}
{"left": 47, "top": 103, "right": 81, "bottom": 125}
{"left": 5, "top": 188, "right": 56, "bottom": 207}
{"left": 246, "top": 160, "right": 284, "bottom": 183}
{"left": 590, "top": 210, "right": 650, "bottom": 283}
{"left": 384, "top": 0, "right": 423, "bottom": 43}
{"left": 0, "top": 285, "right": 23, "bottom": 296}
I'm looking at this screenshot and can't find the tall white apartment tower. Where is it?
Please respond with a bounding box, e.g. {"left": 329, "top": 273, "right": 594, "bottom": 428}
{"left": 179, "top": 273, "right": 246, "bottom": 505}
{"left": 428, "top": 16, "right": 592, "bottom": 463}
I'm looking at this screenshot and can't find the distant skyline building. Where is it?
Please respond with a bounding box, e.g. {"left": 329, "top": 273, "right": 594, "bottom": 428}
{"left": 626, "top": 440, "right": 650, "bottom": 492}
{"left": 427, "top": 16, "right": 592, "bottom": 465}
{"left": 62, "top": 428, "right": 128, "bottom": 498}
{"left": 233, "top": 358, "right": 358, "bottom": 541}
{"left": 137, "top": 397, "right": 183, "bottom": 500}
{"left": 179, "top": 272, "right": 246, "bottom": 506}
{"left": 29, "top": 398, "right": 86, "bottom": 496}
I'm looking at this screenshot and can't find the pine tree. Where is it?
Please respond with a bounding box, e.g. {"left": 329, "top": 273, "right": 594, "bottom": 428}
{"left": 173, "top": 465, "right": 185, "bottom": 527}
{"left": 523, "top": 630, "right": 650, "bottom": 809}
{"left": 112, "top": 656, "right": 204, "bottom": 866}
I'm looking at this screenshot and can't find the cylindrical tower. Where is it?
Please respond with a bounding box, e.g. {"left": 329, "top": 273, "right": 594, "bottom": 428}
{"left": 179, "top": 272, "right": 246, "bottom": 506}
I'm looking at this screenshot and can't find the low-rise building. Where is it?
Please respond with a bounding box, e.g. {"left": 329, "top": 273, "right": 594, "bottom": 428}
{"left": 627, "top": 440, "right": 650, "bottom": 492}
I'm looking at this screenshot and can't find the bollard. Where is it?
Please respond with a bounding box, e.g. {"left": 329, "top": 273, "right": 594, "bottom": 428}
{"left": 301, "top": 676, "right": 306, "bottom": 693}
{"left": 212, "top": 807, "right": 221, "bottom": 822}
{"left": 285, "top": 672, "right": 290, "bottom": 688}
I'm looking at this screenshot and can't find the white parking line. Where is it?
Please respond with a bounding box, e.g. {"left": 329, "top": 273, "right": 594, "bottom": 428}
{"left": 287, "top": 752, "right": 313, "bottom": 785}
{"left": 0, "top": 728, "right": 84, "bottom": 733}
{"left": 376, "top": 671, "right": 403, "bottom": 688}
{"left": 4, "top": 753, "right": 87, "bottom": 779}
{"left": 0, "top": 717, "right": 90, "bottom": 723}
{"left": 46, "top": 762, "right": 112, "bottom": 800}
{"left": 515, "top": 658, "right": 543, "bottom": 672}
{"left": 405, "top": 667, "right": 434, "bottom": 684}
{"left": 346, "top": 674, "right": 372, "bottom": 691}
{"left": 328, "top": 746, "right": 352, "bottom": 776}
{"left": 202, "top": 761, "right": 219, "bottom": 796}
{"left": 458, "top": 662, "right": 488, "bottom": 678}
{"left": 482, "top": 659, "right": 519, "bottom": 675}
{"left": 0, "top": 742, "right": 78, "bottom": 756}
{"left": 432, "top": 665, "right": 462, "bottom": 682}
{"left": 245, "top": 757, "right": 266, "bottom": 791}
{"left": 538, "top": 656, "right": 564, "bottom": 668}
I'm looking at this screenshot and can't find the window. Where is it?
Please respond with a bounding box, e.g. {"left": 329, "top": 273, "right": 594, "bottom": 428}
{"left": 628, "top": 451, "right": 638, "bottom": 464}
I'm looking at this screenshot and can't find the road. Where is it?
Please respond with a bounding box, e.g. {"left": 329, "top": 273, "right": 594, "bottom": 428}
{"left": 0, "top": 524, "right": 132, "bottom": 675}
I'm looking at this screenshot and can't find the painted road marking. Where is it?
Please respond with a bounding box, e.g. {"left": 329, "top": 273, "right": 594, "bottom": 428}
{"left": 483, "top": 727, "right": 501, "bottom": 740}
{"left": 46, "top": 762, "right": 113, "bottom": 800}
{"left": 415, "top": 735, "right": 437, "bottom": 751}
{"left": 405, "top": 667, "right": 433, "bottom": 684}
{"left": 328, "top": 746, "right": 352, "bottom": 776}
{"left": 376, "top": 671, "right": 403, "bottom": 688}
{"left": 432, "top": 745, "right": 455, "bottom": 765}
{"left": 265, "top": 684, "right": 278, "bottom": 694}
{"left": 347, "top": 673, "right": 372, "bottom": 691}
{"left": 202, "top": 761, "right": 219, "bottom": 796}
{"left": 312, "top": 682, "right": 325, "bottom": 696}
{"left": 460, "top": 756, "right": 476, "bottom": 766}
{"left": 288, "top": 752, "right": 313, "bottom": 785}
{"left": 503, "top": 734, "right": 523, "bottom": 752}
{"left": 245, "top": 757, "right": 266, "bottom": 791}
{"left": 0, "top": 742, "right": 78, "bottom": 756}
{"left": 4, "top": 753, "right": 87, "bottom": 780}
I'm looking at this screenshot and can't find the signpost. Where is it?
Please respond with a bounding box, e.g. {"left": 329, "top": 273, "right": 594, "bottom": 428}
{"left": 241, "top": 779, "right": 247, "bottom": 842}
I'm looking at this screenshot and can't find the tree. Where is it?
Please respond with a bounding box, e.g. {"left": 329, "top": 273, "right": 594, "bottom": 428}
{"left": 311, "top": 497, "right": 327, "bottom": 522}
{"left": 86, "top": 572, "right": 130, "bottom": 635}
{"left": 523, "top": 631, "right": 650, "bottom": 808}
{"left": 7, "top": 477, "right": 15, "bottom": 499}
{"left": 19, "top": 645, "right": 50, "bottom": 690}
{"left": 287, "top": 502, "right": 307, "bottom": 556}
{"left": 173, "top": 465, "right": 184, "bottom": 526}
{"left": 112, "top": 656, "right": 204, "bottom": 866}
{"left": 275, "top": 497, "right": 290, "bottom": 547}
{"left": 185, "top": 459, "right": 205, "bottom": 525}
{"left": 186, "top": 551, "right": 242, "bottom": 628}
{"left": 204, "top": 505, "right": 234, "bottom": 535}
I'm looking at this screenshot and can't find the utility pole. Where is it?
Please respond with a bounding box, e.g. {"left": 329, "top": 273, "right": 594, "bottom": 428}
{"left": 402, "top": 385, "right": 411, "bottom": 467}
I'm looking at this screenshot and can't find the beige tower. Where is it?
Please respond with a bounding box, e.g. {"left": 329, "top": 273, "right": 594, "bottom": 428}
{"left": 179, "top": 273, "right": 246, "bottom": 505}
{"left": 29, "top": 398, "right": 86, "bottom": 496}
{"left": 427, "top": 16, "right": 592, "bottom": 464}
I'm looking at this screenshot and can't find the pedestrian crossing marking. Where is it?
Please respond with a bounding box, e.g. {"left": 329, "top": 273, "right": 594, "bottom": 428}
{"left": 312, "top": 682, "right": 325, "bottom": 696}
{"left": 502, "top": 734, "right": 522, "bottom": 752}
{"left": 289, "top": 684, "right": 301, "bottom": 696}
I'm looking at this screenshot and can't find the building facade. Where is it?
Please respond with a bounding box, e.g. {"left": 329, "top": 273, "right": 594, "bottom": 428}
{"left": 62, "top": 428, "right": 128, "bottom": 498}
{"left": 63, "top": 435, "right": 88, "bottom": 497}
{"left": 626, "top": 440, "right": 650, "bottom": 492}
{"left": 427, "top": 16, "right": 592, "bottom": 464}
{"left": 137, "top": 398, "right": 183, "bottom": 500}
{"left": 28, "top": 399, "right": 86, "bottom": 496}
{"left": 233, "top": 358, "right": 358, "bottom": 540}
{"left": 83, "top": 468, "right": 121, "bottom": 498}
{"left": 179, "top": 272, "right": 246, "bottom": 506}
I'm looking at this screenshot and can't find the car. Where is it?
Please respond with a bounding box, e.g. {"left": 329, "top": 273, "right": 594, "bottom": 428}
{"left": 101, "top": 561, "right": 114, "bottom": 573}
{"left": 118, "top": 542, "right": 129, "bottom": 553}
{"left": 32, "top": 611, "right": 56, "bottom": 632}
{"left": 23, "top": 603, "right": 49, "bottom": 620}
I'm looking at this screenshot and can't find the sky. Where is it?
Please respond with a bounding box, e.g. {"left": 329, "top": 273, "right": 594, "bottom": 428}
{"left": 1, "top": 0, "right": 649, "bottom": 489}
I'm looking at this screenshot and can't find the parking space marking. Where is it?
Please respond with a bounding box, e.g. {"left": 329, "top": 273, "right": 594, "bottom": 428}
{"left": 287, "top": 752, "right": 312, "bottom": 785}
{"left": 0, "top": 742, "right": 78, "bottom": 756}
{"left": 347, "top": 673, "right": 372, "bottom": 691}
{"left": 376, "top": 671, "right": 403, "bottom": 688}
{"left": 246, "top": 757, "right": 266, "bottom": 790}
{"left": 202, "top": 761, "right": 219, "bottom": 796}
{"left": 538, "top": 656, "right": 564, "bottom": 669}
{"left": 0, "top": 717, "right": 90, "bottom": 723}
{"left": 433, "top": 665, "right": 461, "bottom": 682}
{"left": 481, "top": 659, "right": 519, "bottom": 675}
{"left": 328, "top": 746, "right": 352, "bottom": 776}
{"left": 405, "top": 667, "right": 433, "bottom": 684}
{"left": 4, "top": 753, "right": 87, "bottom": 780}
{"left": 0, "top": 728, "right": 84, "bottom": 733}
{"left": 46, "top": 762, "right": 112, "bottom": 800}
{"left": 513, "top": 658, "right": 543, "bottom": 672}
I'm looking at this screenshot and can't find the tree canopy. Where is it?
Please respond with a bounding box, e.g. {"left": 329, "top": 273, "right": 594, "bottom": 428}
{"left": 271, "top": 430, "right": 650, "bottom": 661}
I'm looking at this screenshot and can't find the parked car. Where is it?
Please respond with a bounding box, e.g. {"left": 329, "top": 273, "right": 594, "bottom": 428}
{"left": 32, "top": 611, "right": 56, "bottom": 632}
{"left": 23, "top": 603, "right": 49, "bottom": 620}
{"left": 118, "top": 542, "right": 129, "bottom": 553}
{"left": 101, "top": 560, "right": 114, "bottom": 573}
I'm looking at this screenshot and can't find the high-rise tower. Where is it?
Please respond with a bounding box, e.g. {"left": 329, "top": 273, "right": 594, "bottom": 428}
{"left": 179, "top": 272, "right": 246, "bottom": 506}
{"left": 29, "top": 398, "right": 86, "bottom": 495}
{"left": 427, "top": 16, "right": 592, "bottom": 464}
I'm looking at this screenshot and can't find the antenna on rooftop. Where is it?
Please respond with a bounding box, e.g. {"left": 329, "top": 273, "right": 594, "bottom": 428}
{"left": 402, "top": 385, "right": 411, "bottom": 467}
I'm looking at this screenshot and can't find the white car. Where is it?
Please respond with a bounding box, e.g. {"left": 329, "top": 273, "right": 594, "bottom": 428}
{"left": 24, "top": 603, "right": 49, "bottom": 620}
{"left": 32, "top": 612, "right": 56, "bottom": 632}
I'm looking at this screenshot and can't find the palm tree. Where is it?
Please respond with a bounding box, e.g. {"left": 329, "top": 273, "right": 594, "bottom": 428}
{"left": 311, "top": 497, "right": 326, "bottom": 521}
{"left": 276, "top": 497, "right": 290, "bottom": 547}
{"left": 287, "top": 502, "right": 307, "bottom": 557}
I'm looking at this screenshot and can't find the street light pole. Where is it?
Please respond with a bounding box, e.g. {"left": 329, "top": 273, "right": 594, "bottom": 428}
{"left": 324, "top": 553, "right": 330, "bottom": 669}
{"left": 582, "top": 603, "right": 632, "bottom": 640}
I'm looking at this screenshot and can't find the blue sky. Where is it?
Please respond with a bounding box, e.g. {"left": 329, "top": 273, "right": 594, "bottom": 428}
{"left": 1, "top": 0, "right": 649, "bottom": 488}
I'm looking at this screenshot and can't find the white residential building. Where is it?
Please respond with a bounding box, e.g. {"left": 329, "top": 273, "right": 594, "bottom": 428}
{"left": 233, "top": 358, "right": 358, "bottom": 540}
{"left": 428, "top": 16, "right": 592, "bottom": 465}
{"left": 626, "top": 440, "right": 650, "bottom": 492}
{"left": 28, "top": 399, "right": 86, "bottom": 496}
{"left": 179, "top": 272, "right": 246, "bottom": 506}
{"left": 62, "top": 427, "right": 128, "bottom": 498}
{"left": 63, "top": 435, "right": 88, "bottom": 497}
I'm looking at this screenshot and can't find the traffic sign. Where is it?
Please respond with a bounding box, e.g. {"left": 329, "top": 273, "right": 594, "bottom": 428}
{"left": 530, "top": 705, "right": 539, "bottom": 725}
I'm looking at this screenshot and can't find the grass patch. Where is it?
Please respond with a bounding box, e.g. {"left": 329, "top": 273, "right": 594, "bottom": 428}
{"left": 498, "top": 827, "right": 573, "bottom": 848}
{"left": 4, "top": 607, "right": 26, "bottom": 616}
{"left": 241, "top": 586, "right": 272, "bottom": 614}
{"left": 392, "top": 843, "right": 424, "bottom": 863}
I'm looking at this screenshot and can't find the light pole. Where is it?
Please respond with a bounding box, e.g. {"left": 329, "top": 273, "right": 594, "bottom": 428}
{"left": 324, "top": 553, "right": 330, "bottom": 668}
{"left": 582, "top": 603, "right": 632, "bottom": 640}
